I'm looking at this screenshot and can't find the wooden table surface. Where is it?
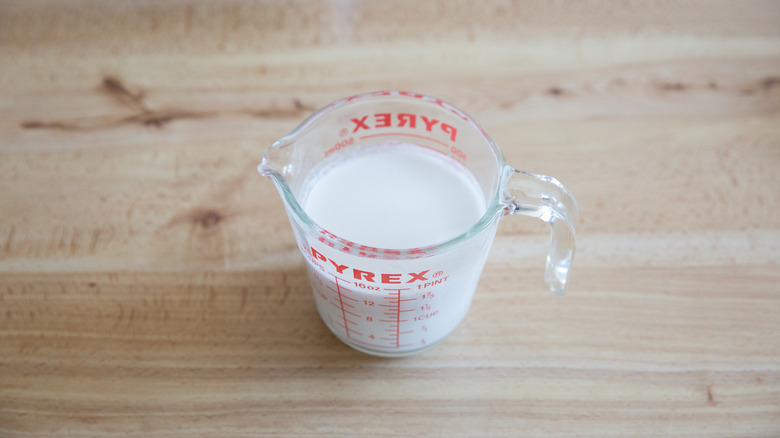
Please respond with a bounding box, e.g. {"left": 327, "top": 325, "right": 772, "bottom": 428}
{"left": 2, "top": 1, "right": 779, "bottom": 436}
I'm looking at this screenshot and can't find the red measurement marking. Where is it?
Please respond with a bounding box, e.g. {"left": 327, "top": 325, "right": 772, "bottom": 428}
{"left": 322, "top": 272, "right": 351, "bottom": 282}
{"left": 384, "top": 288, "right": 409, "bottom": 348}
{"left": 360, "top": 132, "right": 449, "bottom": 148}
{"left": 358, "top": 133, "right": 465, "bottom": 164}
{"left": 331, "top": 275, "right": 352, "bottom": 340}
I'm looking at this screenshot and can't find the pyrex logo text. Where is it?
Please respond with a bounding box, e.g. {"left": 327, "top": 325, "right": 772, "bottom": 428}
{"left": 311, "top": 248, "right": 430, "bottom": 284}
{"left": 350, "top": 113, "right": 457, "bottom": 142}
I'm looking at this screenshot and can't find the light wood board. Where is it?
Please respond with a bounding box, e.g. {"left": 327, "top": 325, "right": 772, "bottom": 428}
{"left": 1, "top": 1, "right": 779, "bottom": 436}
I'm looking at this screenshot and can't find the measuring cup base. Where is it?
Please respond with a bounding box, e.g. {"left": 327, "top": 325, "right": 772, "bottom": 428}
{"left": 329, "top": 331, "right": 449, "bottom": 358}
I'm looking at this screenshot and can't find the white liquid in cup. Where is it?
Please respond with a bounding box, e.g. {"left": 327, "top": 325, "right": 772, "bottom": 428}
{"left": 297, "top": 143, "right": 493, "bottom": 355}
{"left": 302, "top": 143, "right": 485, "bottom": 249}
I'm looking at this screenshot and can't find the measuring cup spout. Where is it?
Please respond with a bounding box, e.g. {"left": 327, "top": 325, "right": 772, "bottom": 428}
{"left": 258, "top": 138, "right": 288, "bottom": 178}
{"left": 502, "top": 167, "right": 578, "bottom": 296}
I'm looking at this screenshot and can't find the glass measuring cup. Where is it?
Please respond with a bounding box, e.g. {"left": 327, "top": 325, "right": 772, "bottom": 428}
{"left": 258, "top": 91, "right": 577, "bottom": 357}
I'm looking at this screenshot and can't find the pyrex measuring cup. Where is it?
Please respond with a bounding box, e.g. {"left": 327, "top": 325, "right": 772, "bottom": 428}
{"left": 259, "top": 91, "right": 577, "bottom": 357}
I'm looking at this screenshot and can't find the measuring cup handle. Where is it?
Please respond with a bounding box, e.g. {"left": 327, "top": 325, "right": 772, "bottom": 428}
{"left": 503, "top": 167, "right": 578, "bottom": 296}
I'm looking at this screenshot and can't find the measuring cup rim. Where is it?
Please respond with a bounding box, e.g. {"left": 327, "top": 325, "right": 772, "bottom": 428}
{"left": 260, "top": 90, "right": 511, "bottom": 259}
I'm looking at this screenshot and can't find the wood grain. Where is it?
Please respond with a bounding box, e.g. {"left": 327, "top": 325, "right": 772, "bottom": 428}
{"left": 1, "top": 0, "right": 779, "bottom": 436}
